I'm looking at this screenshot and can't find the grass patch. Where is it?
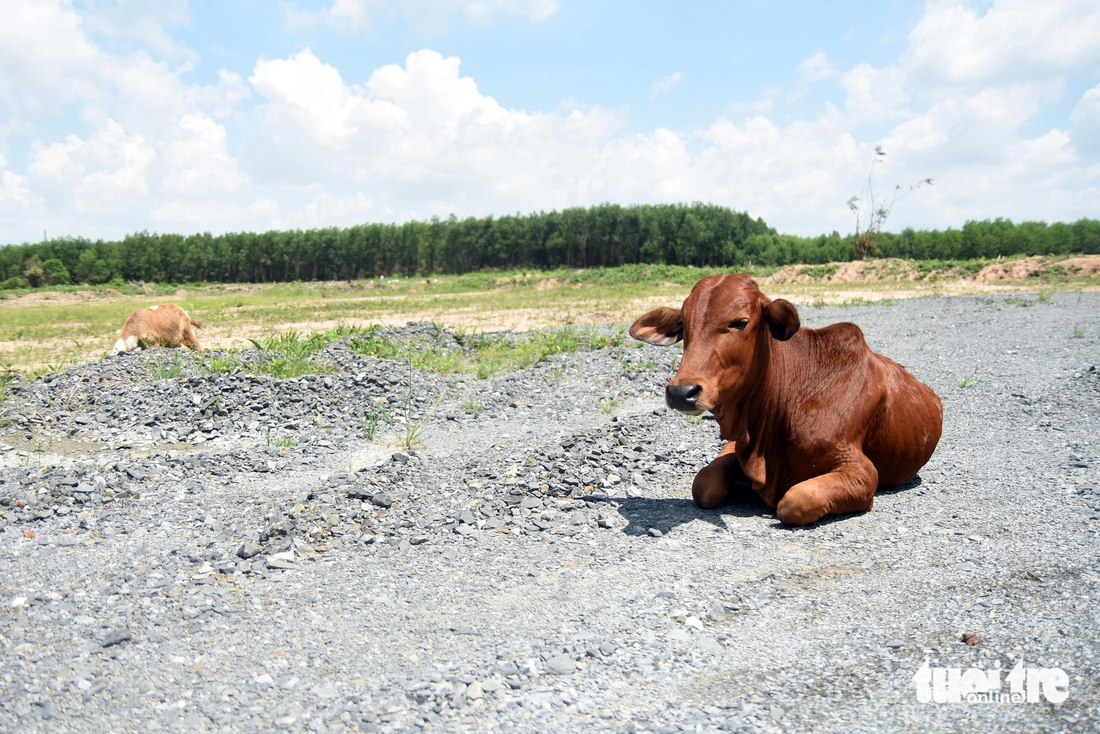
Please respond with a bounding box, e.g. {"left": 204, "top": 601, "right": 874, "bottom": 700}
{"left": 343, "top": 323, "right": 632, "bottom": 378}
{"left": 955, "top": 366, "right": 982, "bottom": 388}
{"left": 148, "top": 351, "right": 189, "bottom": 380}
{"left": 358, "top": 402, "right": 384, "bottom": 441}
{"left": 598, "top": 397, "right": 620, "bottom": 414}
{"left": 373, "top": 368, "right": 444, "bottom": 450}
{"left": 621, "top": 358, "right": 656, "bottom": 372}
{"left": 265, "top": 429, "right": 298, "bottom": 448}
{"left": 1072, "top": 324, "right": 1084, "bottom": 338}
{"left": 248, "top": 332, "right": 329, "bottom": 379}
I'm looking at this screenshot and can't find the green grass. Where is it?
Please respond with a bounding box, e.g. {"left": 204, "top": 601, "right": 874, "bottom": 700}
{"left": 621, "top": 358, "right": 656, "bottom": 372}
{"left": 374, "top": 369, "right": 444, "bottom": 450}
{"left": 598, "top": 397, "right": 620, "bottom": 414}
{"left": 265, "top": 429, "right": 298, "bottom": 447}
{"left": 358, "top": 402, "right": 383, "bottom": 440}
{"left": 955, "top": 366, "right": 982, "bottom": 388}
{"left": 343, "top": 323, "right": 633, "bottom": 378}
{"left": 683, "top": 415, "right": 704, "bottom": 425}
{"left": 148, "top": 351, "right": 189, "bottom": 380}
{"left": 2, "top": 258, "right": 1098, "bottom": 376}
{"left": 248, "top": 331, "right": 329, "bottom": 379}
{"left": 1072, "top": 324, "right": 1084, "bottom": 338}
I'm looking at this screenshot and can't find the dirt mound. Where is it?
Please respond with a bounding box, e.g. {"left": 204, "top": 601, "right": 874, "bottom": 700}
{"left": 762, "top": 255, "right": 1100, "bottom": 286}
{"left": 760, "top": 259, "right": 919, "bottom": 285}
{"left": 974, "top": 255, "right": 1100, "bottom": 281}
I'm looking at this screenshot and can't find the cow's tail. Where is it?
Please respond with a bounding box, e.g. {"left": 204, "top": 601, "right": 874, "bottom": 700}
{"left": 190, "top": 317, "right": 204, "bottom": 329}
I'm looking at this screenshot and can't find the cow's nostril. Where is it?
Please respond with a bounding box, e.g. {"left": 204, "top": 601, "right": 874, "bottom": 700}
{"left": 666, "top": 384, "right": 702, "bottom": 411}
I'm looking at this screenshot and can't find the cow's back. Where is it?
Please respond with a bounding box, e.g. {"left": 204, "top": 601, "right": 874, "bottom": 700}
{"left": 787, "top": 323, "right": 941, "bottom": 487}
{"left": 862, "top": 353, "right": 943, "bottom": 486}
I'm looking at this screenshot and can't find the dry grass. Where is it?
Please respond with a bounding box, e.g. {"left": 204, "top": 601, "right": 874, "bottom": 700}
{"left": 2, "top": 257, "right": 1098, "bottom": 375}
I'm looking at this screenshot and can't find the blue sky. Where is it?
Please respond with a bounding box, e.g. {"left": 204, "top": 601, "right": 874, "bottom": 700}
{"left": 1, "top": 0, "right": 1098, "bottom": 243}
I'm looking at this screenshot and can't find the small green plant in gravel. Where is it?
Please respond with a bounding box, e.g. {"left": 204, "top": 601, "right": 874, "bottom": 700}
{"left": 0, "top": 363, "right": 15, "bottom": 402}
{"left": 955, "top": 366, "right": 982, "bottom": 388}
{"left": 621, "top": 359, "right": 656, "bottom": 372}
{"left": 1072, "top": 324, "right": 1084, "bottom": 338}
{"left": 379, "top": 366, "right": 444, "bottom": 450}
{"left": 358, "top": 403, "right": 383, "bottom": 440}
{"left": 148, "top": 352, "right": 188, "bottom": 380}
{"left": 264, "top": 428, "right": 298, "bottom": 447}
{"left": 200, "top": 352, "right": 242, "bottom": 374}
{"left": 249, "top": 331, "right": 328, "bottom": 378}
{"left": 598, "top": 397, "right": 619, "bottom": 414}
{"left": 683, "top": 415, "right": 703, "bottom": 425}
{"left": 917, "top": 343, "right": 926, "bottom": 352}
{"left": 460, "top": 399, "right": 485, "bottom": 413}
{"left": 1037, "top": 291, "right": 1051, "bottom": 303}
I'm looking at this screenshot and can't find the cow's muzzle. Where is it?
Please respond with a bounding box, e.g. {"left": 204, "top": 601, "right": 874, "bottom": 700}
{"left": 666, "top": 383, "right": 704, "bottom": 415}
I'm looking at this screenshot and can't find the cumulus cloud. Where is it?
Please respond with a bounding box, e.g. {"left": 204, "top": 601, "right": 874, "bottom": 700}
{"left": 903, "top": 0, "right": 1100, "bottom": 87}
{"left": 296, "top": 192, "right": 376, "bottom": 227}
{"left": 159, "top": 113, "right": 249, "bottom": 194}
{"left": 841, "top": 63, "right": 909, "bottom": 120}
{"left": 649, "top": 72, "right": 682, "bottom": 101}
{"left": 0, "top": 0, "right": 102, "bottom": 108}
{"left": 29, "top": 119, "right": 156, "bottom": 211}
{"left": 0, "top": 155, "right": 32, "bottom": 210}
{"left": 247, "top": 48, "right": 620, "bottom": 199}
{"left": 3, "top": 0, "right": 1100, "bottom": 241}
{"left": 1070, "top": 82, "right": 1100, "bottom": 157}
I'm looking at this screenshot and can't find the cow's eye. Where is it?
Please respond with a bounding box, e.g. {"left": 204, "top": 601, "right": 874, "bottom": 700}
{"left": 729, "top": 319, "right": 749, "bottom": 331}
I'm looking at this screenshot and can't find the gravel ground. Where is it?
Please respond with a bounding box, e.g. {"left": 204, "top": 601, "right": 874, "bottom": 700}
{"left": 1, "top": 292, "right": 1098, "bottom": 733}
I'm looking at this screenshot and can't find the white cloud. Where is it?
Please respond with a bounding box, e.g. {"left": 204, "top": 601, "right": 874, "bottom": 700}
{"left": 0, "top": 155, "right": 32, "bottom": 210}
{"left": 649, "top": 72, "right": 682, "bottom": 101}
{"left": 248, "top": 198, "right": 280, "bottom": 220}
{"left": 1070, "top": 82, "right": 1100, "bottom": 157}
{"left": 3, "top": 0, "right": 1100, "bottom": 243}
{"left": 291, "top": 0, "right": 559, "bottom": 35}
{"left": 841, "top": 63, "right": 909, "bottom": 120}
{"left": 788, "top": 52, "right": 836, "bottom": 101}
{"left": 248, "top": 48, "right": 620, "bottom": 197}
{"left": 0, "top": 0, "right": 102, "bottom": 108}
{"left": 29, "top": 119, "right": 156, "bottom": 211}
{"left": 903, "top": 0, "right": 1100, "bottom": 87}
{"left": 296, "top": 192, "right": 376, "bottom": 227}
{"left": 81, "top": 0, "right": 197, "bottom": 62}
{"left": 160, "top": 113, "right": 248, "bottom": 194}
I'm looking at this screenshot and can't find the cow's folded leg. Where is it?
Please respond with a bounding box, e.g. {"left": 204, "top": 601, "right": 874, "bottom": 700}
{"left": 692, "top": 450, "right": 746, "bottom": 509}
{"left": 775, "top": 456, "right": 878, "bottom": 526}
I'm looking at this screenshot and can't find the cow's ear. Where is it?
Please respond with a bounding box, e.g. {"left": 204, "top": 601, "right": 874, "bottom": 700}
{"left": 630, "top": 307, "right": 683, "bottom": 346}
{"left": 763, "top": 299, "right": 800, "bottom": 340}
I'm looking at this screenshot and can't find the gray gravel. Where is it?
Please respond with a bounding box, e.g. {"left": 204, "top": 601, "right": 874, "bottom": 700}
{"left": 1, "top": 292, "right": 1098, "bottom": 733}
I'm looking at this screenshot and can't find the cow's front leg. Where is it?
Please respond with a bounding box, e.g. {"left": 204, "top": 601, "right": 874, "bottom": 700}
{"left": 775, "top": 453, "right": 878, "bottom": 526}
{"left": 692, "top": 442, "right": 746, "bottom": 509}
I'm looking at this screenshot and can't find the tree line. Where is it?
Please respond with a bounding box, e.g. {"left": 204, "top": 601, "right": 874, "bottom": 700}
{"left": 2, "top": 203, "right": 1098, "bottom": 288}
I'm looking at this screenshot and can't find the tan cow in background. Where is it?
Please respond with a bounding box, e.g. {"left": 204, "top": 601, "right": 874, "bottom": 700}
{"left": 110, "top": 304, "right": 203, "bottom": 355}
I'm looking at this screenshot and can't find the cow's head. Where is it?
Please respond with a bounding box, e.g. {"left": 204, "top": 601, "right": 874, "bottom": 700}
{"left": 629, "top": 274, "right": 799, "bottom": 415}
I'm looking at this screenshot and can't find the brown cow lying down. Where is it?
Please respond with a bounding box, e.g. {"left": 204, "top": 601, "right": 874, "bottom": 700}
{"left": 631, "top": 274, "right": 942, "bottom": 526}
{"left": 110, "top": 304, "right": 203, "bottom": 355}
